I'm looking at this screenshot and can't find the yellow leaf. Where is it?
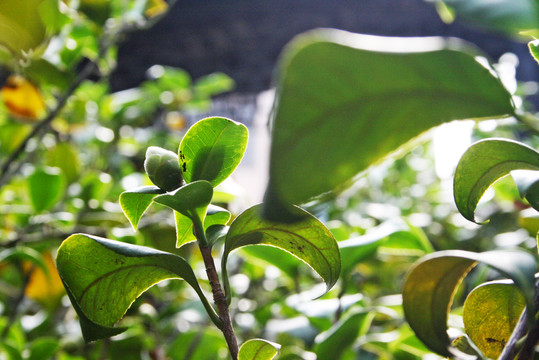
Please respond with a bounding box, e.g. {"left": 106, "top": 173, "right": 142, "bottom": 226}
{"left": 1, "top": 75, "right": 46, "bottom": 120}
{"left": 25, "top": 252, "right": 65, "bottom": 309}
{"left": 145, "top": 0, "right": 168, "bottom": 18}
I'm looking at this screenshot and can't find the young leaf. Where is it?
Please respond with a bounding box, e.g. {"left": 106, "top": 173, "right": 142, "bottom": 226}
{"left": 154, "top": 181, "right": 213, "bottom": 243}
{"left": 175, "top": 204, "right": 231, "bottom": 248}
{"left": 119, "top": 186, "right": 163, "bottom": 231}
{"left": 463, "top": 280, "right": 525, "bottom": 359}
{"left": 454, "top": 139, "right": 539, "bottom": 222}
{"left": 238, "top": 339, "right": 281, "bottom": 360}
{"left": 56, "top": 234, "right": 221, "bottom": 341}
{"left": 264, "top": 29, "right": 514, "bottom": 220}
{"left": 222, "top": 204, "right": 341, "bottom": 300}
{"left": 179, "top": 117, "right": 248, "bottom": 187}
{"left": 402, "top": 249, "right": 536, "bottom": 358}
{"left": 27, "top": 167, "right": 65, "bottom": 213}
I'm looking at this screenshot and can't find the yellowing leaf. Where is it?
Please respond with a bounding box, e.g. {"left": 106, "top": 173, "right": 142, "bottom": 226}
{"left": 1, "top": 75, "right": 46, "bottom": 120}
{"left": 145, "top": 0, "right": 168, "bottom": 18}
{"left": 25, "top": 252, "right": 65, "bottom": 309}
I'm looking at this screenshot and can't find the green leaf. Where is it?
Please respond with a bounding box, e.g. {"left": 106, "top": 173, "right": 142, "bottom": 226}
{"left": 238, "top": 339, "right": 281, "bottom": 360}
{"left": 264, "top": 29, "right": 514, "bottom": 220}
{"left": 454, "top": 139, "right": 539, "bottom": 222}
{"left": 119, "top": 186, "right": 163, "bottom": 231}
{"left": 222, "top": 204, "right": 341, "bottom": 300}
{"left": 28, "top": 337, "right": 60, "bottom": 360}
{"left": 154, "top": 181, "right": 213, "bottom": 243}
{"left": 434, "top": 0, "right": 539, "bottom": 37}
{"left": 46, "top": 142, "right": 80, "bottom": 184}
{"left": 402, "top": 249, "right": 536, "bottom": 358}
{"left": 463, "top": 280, "right": 526, "bottom": 359}
{"left": 194, "top": 72, "right": 235, "bottom": 98}
{"left": 56, "top": 234, "right": 221, "bottom": 341}
{"left": 27, "top": 167, "right": 65, "bottom": 213}
{"left": 179, "top": 117, "right": 248, "bottom": 187}
{"left": 0, "top": 247, "right": 48, "bottom": 275}
{"left": 175, "top": 204, "right": 231, "bottom": 248}
{"left": 314, "top": 308, "right": 374, "bottom": 360}
{"left": 529, "top": 40, "right": 539, "bottom": 63}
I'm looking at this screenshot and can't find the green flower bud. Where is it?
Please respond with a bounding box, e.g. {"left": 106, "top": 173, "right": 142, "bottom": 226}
{"left": 144, "top": 146, "right": 184, "bottom": 191}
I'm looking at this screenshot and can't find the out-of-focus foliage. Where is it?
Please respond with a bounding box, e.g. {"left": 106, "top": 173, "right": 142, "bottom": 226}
{"left": 1, "top": 0, "right": 539, "bottom": 359}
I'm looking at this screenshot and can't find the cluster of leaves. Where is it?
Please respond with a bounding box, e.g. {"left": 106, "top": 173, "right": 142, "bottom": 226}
{"left": 2, "top": 0, "right": 539, "bottom": 359}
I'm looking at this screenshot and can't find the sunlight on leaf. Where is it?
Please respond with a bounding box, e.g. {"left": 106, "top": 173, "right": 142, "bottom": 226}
{"left": 238, "top": 339, "right": 280, "bottom": 360}
{"left": 222, "top": 204, "right": 341, "bottom": 301}
{"left": 454, "top": 139, "right": 539, "bottom": 222}
{"left": 120, "top": 185, "right": 163, "bottom": 231}
{"left": 179, "top": 117, "right": 248, "bottom": 187}
{"left": 402, "top": 249, "right": 536, "bottom": 358}
{"left": 463, "top": 280, "right": 525, "bottom": 358}
{"left": 56, "top": 234, "right": 220, "bottom": 341}
{"left": 264, "top": 29, "right": 514, "bottom": 220}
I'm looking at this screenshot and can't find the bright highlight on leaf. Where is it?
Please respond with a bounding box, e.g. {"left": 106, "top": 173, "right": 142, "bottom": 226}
{"left": 179, "top": 117, "right": 248, "bottom": 187}
{"left": 56, "top": 234, "right": 220, "bottom": 341}
{"left": 402, "top": 249, "right": 536, "bottom": 358}
{"left": 264, "top": 28, "right": 514, "bottom": 221}
{"left": 119, "top": 185, "right": 163, "bottom": 231}
{"left": 222, "top": 204, "right": 341, "bottom": 301}
{"left": 1, "top": 75, "right": 46, "bottom": 120}
{"left": 238, "top": 339, "right": 280, "bottom": 360}
{"left": 454, "top": 139, "right": 539, "bottom": 222}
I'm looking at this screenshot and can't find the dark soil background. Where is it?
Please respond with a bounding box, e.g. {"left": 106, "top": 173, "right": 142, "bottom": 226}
{"left": 111, "top": 0, "right": 538, "bottom": 93}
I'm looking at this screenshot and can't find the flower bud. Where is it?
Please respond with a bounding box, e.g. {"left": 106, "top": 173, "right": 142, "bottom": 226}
{"left": 144, "top": 146, "right": 183, "bottom": 191}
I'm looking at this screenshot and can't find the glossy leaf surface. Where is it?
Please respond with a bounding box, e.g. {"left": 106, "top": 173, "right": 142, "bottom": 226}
{"left": 119, "top": 186, "right": 163, "bottom": 231}
{"left": 454, "top": 139, "right": 539, "bottom": 222}
{"left": 265, "top": 29, "right": 514, "bottom": 219}
{"left": 402, "top": 249, "right": 536, "bottom": 357}
{"left": 56, "top": 234, "right": 218, "bottom": 341}
{"left": 463, "top": 280, "right": 525, "bottom": 358}
{"left": 179, "top": 116, "right": 248, "bottom": 187}
{"left": 223, "top": 204, "right": 341, "bottom": 298}
{"left": 154, "top": 180, "right": 213, "bottom": 226}
{"left": 238, "top": 339, "right": 281, "bottom": 360}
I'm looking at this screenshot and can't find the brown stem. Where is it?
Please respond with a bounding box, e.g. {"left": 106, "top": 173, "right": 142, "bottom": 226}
{"left": 199, "top": 245, "right": 239, "bottom": 360}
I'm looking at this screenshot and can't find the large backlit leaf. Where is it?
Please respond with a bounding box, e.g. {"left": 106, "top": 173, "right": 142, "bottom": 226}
{"left": 179, "top": 117, "right": 248, "bottom": 187}
{"left": 222, "top": 204, "right": 341, "bottom": 300}
{"left": 431, "top": 0, "right": 539, "bottom": 37}
{"left": 264, "top": 29, "right": 514, "bottom": 220}
{"left": 463, "top": 280, "right": 526, "bottom": 358}
{"left": 119, "top": 186, "right": 163, "bottom": 231}
{"left": 238, "top": 339, "right": 281, "bottom": 360}
{"left": 27, "top": 167, "right": 65, "bottom": 213}
{"left": 56, "top": 234, "right": 220, "bottom": 341}
{"left": 402, "top": 249, "right": 536, "bottom": 358}
{"left": 454, "top": 139, "right": 539, "bottom": 222}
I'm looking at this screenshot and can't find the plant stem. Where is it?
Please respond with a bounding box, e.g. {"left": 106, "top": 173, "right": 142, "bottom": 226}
{"left": 198, "top": 243, "right": 239, "bottom": 359}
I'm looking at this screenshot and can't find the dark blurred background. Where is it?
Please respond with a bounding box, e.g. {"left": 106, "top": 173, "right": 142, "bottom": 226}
{"left": 111, "top": 0, "right": 538, "bottom": 93}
